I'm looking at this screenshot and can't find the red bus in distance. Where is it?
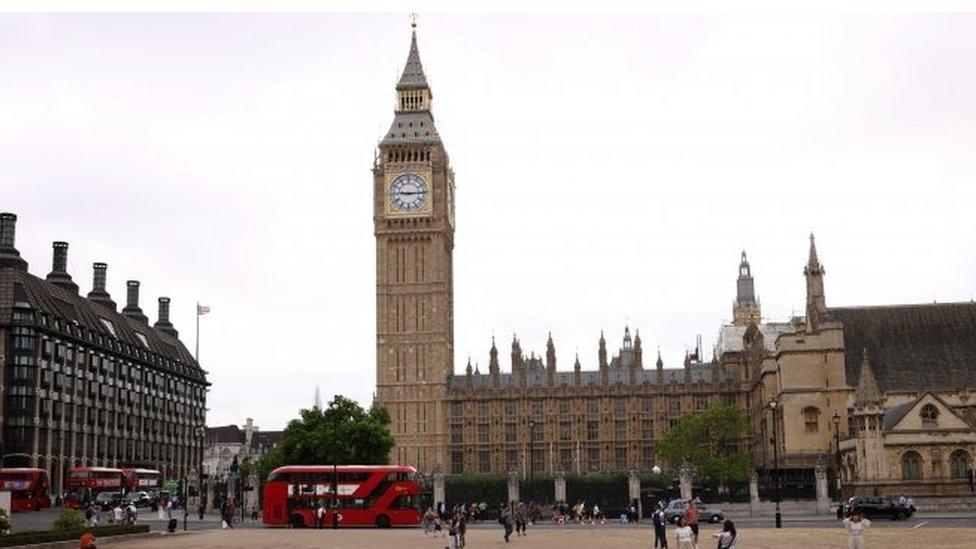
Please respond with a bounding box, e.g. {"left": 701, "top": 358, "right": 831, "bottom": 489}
{"left": 262, "top": 465, "right": 421, "bottom": 528}
{"left": 64, "top": 467, "right": 126, "bottom": 509}
{"left": 122, "top": 468, "right": 163, "bottom": 491}
{"left": 0, "top": 468, "right": 52, "bottom": 512}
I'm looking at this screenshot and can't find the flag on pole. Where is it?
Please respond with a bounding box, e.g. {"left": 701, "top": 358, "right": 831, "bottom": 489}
{"left": 197, "top": 304, "right": 211, "bottom": 315}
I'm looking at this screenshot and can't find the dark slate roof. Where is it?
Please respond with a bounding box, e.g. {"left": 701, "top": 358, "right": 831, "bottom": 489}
{"left": 252, "top": 431, "right": 283, "bottom": 448}
{"left": 883, "top": 401, "right": 914, "bottom": 431}
{"left": 397, "top": 30, "right": 429, "bottom": 90}
{"left": 0, "top": 268, "right": 205, "bottom": 383}
{"left": 381, "top": 111, "right": 440, "bottom": 146}
{"left": 206, "top": 425, "right": 244, "bottom": 445}
{"left": 829, "top": 302, "right": 976, "bottom": 394}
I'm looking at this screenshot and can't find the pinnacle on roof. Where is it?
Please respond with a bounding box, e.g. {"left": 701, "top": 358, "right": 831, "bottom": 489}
{"left": 656, "top": 350, "right": 664, "bottom": 368}
{"left": 397, "top": 24, "right": 429, "bottom": 91}
{"left": 854, "top": 347, "right": 883, "bottom": 406}
{"left": 806, "top": 232, "right": 823, "bottom": 273}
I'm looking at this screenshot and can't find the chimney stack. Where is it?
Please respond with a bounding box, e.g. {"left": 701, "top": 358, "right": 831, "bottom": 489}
{"left": 46, "top": 241, "right": 79, "bottom": 293}
{"left": 154, "top": 296, "right": 179, "bottom": 338}
{"left": 87, "top": 262, "right": 117, "bottom": 311}
{"left": 122, "top": 280, "right": 149, "bottom": 324}
{"left": 0, "top": 212, "right": 28, "bottom": 271}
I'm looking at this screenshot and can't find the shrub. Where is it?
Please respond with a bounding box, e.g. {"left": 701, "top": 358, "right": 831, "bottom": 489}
{"left": 0, "top": 524, "right": 148, "bottom": 547}
{"left": 0, "top": 508, "right": 10, "bottom": 535}
{"left": 52, "top": 508, "right": 85, "bottom": 534}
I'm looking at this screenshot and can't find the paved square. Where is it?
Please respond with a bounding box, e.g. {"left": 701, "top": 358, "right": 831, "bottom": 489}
{"left": 113, "top": 526, "right": 976, "bottom": 548}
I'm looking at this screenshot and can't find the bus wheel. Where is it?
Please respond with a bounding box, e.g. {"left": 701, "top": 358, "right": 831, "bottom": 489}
{"left": 290, "top": 514, "right": 306, "bottom": 528}
{"left": 375, "top": 514, "right": 390, "bottom": 528}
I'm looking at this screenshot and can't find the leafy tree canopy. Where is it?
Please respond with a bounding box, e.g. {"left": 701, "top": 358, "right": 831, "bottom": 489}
{"left": 655, "top": 403, "right": 752, "bottom": 486}
{"left": 251, "top": 396, "right": 395, "bottom": 483}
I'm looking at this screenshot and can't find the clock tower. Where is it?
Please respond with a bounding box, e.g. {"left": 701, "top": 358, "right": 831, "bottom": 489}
{"left": 374, "top": 23, "right": 455, "bottom": 472}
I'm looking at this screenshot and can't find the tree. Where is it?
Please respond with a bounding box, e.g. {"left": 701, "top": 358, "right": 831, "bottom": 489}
{"left": 252, "top": 395, "right": 395, "bottom": 484}
{"left": 655, "top": 403, "right": 752, "bottom": 488}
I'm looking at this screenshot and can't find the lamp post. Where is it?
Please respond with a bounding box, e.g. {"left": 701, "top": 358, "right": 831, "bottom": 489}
{"left": 832, "top": 413, "right": 841, "bottom": 494}
{"left": 528, "top": 419, "right": 535, "bottom": 481}
{"left": 768, "top": 399, "right": 782, "bottom": 529}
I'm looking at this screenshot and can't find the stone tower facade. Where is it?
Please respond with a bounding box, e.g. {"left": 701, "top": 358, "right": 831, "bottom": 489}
{"left": 373, "top": 24, "right": 456, "bottom": 472}
{"left": 732, "top": 251, "right": 761, "bottom": 325}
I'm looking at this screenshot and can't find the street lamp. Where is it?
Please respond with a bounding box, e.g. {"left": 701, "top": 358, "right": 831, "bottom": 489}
{"left": 528, "top": 419, "right": 536, "bottom": 481}
{"left": 832, "top": 413, "right": 841, "bottom": 493}
{"left": 767, "top": 399, "right": 782, "bottom": 529}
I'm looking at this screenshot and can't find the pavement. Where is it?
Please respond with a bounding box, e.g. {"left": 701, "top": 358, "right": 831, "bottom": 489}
{"left": 10, "top": 508, "right": 975, "bottom": 534}
{"left": 105, "top": 525, "right": 976, "bottom": 549}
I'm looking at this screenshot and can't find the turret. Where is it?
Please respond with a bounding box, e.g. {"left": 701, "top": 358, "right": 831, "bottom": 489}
{"left": 489, "top": 336, "right": 500, "bottom": 381}
{"left": 804, "top": 233, "right": 827, "bottom": 332}
{"left": 733, "top": 250, "right": 762, "bottom": 325}
{"left": 546, "top": 332, "right": 556, "bottom": 385}
{"left": 598, "top": 330, "right": 609, "bottom": 384}
{"left": 574, "top": 353, "right": 582, "bottom": 386}
{"left": 655, "top": 350, "right": 664, "bottom": 383}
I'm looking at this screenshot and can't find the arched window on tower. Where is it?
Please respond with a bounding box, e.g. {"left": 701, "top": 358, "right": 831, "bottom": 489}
{"left": 803, "top": 406, "right": 820, "bottom": 433}
{"left": 901, "top": 451, "right": 923, "bottom": 480}
{"left": 949, "top": 450, "right": 971, "bottom": 480}
{"left": 920, "top": 404, "right": 940, "bottom": 427}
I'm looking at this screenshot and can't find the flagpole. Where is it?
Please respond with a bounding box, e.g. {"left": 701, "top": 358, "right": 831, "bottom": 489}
{"left": 195, "top": 300, "right": 200, "bottom": 363}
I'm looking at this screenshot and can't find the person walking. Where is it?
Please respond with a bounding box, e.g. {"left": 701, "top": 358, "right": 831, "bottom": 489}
{"left": 712, "top": 519, "right": 737, "bottom": 549}
{"left": 652, "top": 503, "right": 668, "bottom": 548}
{"left": 684, "top": 500, "right": 700, "bottom": 548}
{"left": 448, "top": 512, "right": 462, "bottom": 549}
{"left": 515, "top": 502, "right": 528, "bottom": 536}
{"left": 500, "top": 503, "right": 514, "bottom": 542}
{"left": 674, "top": 517, "right": 694, "bottom": 549}
{"left": 315, "top": 501, "right": 326, "bottom": 529}
{"left": 843, "top": 512, "right": 872, "bottom": 549}
{"left": 423, "top": 507, "right": 436, "bottom": 536}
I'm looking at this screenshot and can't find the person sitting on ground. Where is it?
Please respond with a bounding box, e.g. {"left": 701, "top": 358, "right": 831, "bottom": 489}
{"left": 712, "top": 519, "right": 737, "bottom": 549}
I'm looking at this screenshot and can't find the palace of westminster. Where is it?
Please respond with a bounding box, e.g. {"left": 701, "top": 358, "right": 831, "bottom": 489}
{"left": 2, "top": 23, "right": 973, "bottom": 502}
{"left": 373, "top": 25, "right": 976, "bottom": 497}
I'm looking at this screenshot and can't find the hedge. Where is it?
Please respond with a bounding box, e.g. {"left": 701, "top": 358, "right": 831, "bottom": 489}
{"left": 0, "top": 523, "right": 149, "bottom": 547}
{"left": 444, "top": 474, "right": 507, "bottom": 507}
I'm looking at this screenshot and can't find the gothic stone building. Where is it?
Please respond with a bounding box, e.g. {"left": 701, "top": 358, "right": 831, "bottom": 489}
{"left": 719, "top": 236, "right": 976, "bottom": 497}
{"left": 0, "top": 213, "right": 209, "bottom": 494}
{"left": 374, "top": 28, "right": 976, "bottom": 494}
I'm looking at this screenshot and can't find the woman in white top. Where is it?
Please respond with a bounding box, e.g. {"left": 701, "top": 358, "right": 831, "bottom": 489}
{"left": 674, "top": 516, "right": 694, "bottom": 549}
{"left": 713, "top": 519, "right": 737, "bottom": 549}
{"left": 843, "top": 512, "right": 872, "bottom": 549}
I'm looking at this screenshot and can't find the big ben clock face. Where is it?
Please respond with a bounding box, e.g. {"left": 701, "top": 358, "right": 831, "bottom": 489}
{"left": 389, "top": 173, "right": 429, "bottom": 213}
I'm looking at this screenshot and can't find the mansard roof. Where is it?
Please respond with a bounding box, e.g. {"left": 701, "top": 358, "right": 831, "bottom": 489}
{"left": 829, "top": 302, "right": 976, "bottom": 394}
{"left": 0, "top": 268, "right": 205, "bottom": 383}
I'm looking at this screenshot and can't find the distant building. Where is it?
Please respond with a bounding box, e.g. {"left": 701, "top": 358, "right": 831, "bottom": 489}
{"left": 0, "top": 212, "right": 209, "bottom": 494}
{"left": 203, "top": 418, "right": 281, "bottom": 479}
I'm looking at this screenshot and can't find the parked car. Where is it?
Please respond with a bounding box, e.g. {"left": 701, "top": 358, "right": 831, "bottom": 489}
{"left": 94, "top": 491, "right": 123, "bottom": 511}
{"left": 124, "top": 490, "right": 152, "bottom": 508}
{"left": 844, "top": 497, "right": 914, "bottom": 521}
{"left": 663, "top": 499, "right": 725, "bottom": 524}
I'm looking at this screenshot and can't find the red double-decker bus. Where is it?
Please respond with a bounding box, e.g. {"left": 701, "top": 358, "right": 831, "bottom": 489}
{"left": 262, "top": 465, "right": 421, "bottom": 528}
{"left": 122, "top": 468, "right": 163, "bottom": 492}
{"left": 64, "top": 467, "right": 126, "bottom": 509}
{"left": 0, "top": 468, "right": 52, "bottom": 512}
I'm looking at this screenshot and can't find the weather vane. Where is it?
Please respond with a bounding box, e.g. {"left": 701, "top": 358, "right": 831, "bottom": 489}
{"left": 410, "top": 13, "right": 418, "bottom": 29}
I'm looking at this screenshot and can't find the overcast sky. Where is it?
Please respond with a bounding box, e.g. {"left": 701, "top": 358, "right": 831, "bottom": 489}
{"left": 2, "top": 13, "right": 974, "bottom": 430}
